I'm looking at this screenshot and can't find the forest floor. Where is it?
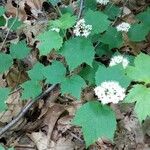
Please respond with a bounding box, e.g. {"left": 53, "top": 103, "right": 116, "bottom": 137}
{"left": 0, "top": 0, "right": 150, "bottom": 149}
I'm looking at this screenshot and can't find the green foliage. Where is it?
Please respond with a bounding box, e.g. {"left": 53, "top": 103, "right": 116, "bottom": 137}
{"left": 0, "top": 16, "right": 6, "bottom": 26}
{"left": 0, "top": 53, "right": 13, "bottom": 73}
{"left": 0, "top": 88, "right": 10, "bottom": 111}
{"left": 96, "top": 64, "right": 131, "bottom": 88}
{"left": 128, "top": 23, "right": 149, "bottom": 42}
{"left": 84, "top": 0, "right": 97, "bottom": 10}
{"left": 73, "top": 101, "right": 117, "bottom": 147}
{"left": 95, "top": 43, "right": 112, "bottom": 56}
{"left": 1, "top": 2, "right": 150, "bottom": 148}
{"left": 137, "top": 7, "right": 150, "bottom": 27}
{"left": 84, "top": 9, "right": 111, "bottom": 35}
{"left": 79, "top": 61, "right": 99, "bottom": 85}
{"left": 43, "top": 61, "right": 66, "bottom": 84}
{"left": 28, "top": 62, "right": 45, "bottom": 81}
{"left": 61, "top": 75, "right": 86, "bottom": 99}
{"left": 50, "top": 13, "right": 77, "bottom": 30}
{"left": 37, "top": 30, "right": 63, "bottom": 55}
{"left": 21, "top": 80, "right": 42, "bottom": 99}
{"left": 0, "top": 6, "right": 5, "bottom": 16}
{"left": 61, "top": 37, "right": 95, "bottom": 71}
{"left": 48, "top": 0, "right": 60, "bottom": 6}
{"left": 124, "top": 84, "right": 150, "bottom": 122}
{"left": 7, "top": 18, "right": 22, "bottom": 31}
{"left": 100, "top": 27, "right": 123, "bottom": 49}
{"left": 10, "top": 41, "right": 30, "bottom": 59}
{"left": 104, "top": 4, "right": 121, "bottom": 20}
{"left": 126, "top": 53, "right": 150, "bottom": 84}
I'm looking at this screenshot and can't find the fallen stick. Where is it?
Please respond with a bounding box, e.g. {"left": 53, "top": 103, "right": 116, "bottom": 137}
{"left": 0, "top": 84, "right": 57, "bottom": 137}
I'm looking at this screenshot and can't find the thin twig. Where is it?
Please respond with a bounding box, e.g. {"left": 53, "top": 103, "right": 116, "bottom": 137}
{"left": 78, "top": 0, "right": 84, "bottom": 20}
{"left": 0, "top": 84, "right": 57, "bottom": 137}
{"left": 0, "top": 0, "right": 20, "bottom": 51}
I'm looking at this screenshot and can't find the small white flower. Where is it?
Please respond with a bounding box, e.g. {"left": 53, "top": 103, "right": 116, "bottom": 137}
{"left": 116, "top": 22, "right": 131, "bottom": 32}
{"left": 122, "top": 58, "right": 129, "bottom": 68}
{"left": 73, "top": 19, "right": 92, "bottom": 37}
{"left": 94, "top": 81, "right": 126, "bottom": 104}
{"left": 109, "top": 55, "right": 129, "bottom": 68}
{"left": 96, "top": 0, "right": 109, "bottom": 5}
{"left": 51, "top": 28, "right": 60, "bottom": 33}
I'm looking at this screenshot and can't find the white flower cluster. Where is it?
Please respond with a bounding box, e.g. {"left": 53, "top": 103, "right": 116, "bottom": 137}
{"left": 51, "top": 28, "right": 60, "bottom": 33}
{"left": 96, "top": 0, "right": 109, "bottom": 5}
{"left": 94, "top": 81, "right": 126, "bottom": 104}
{"left": 116, "top": 22, "right": 131, "bottom": 32}
{"left": 73, "top": 19, "right": 92, "bottom": 37}
{"left": 109, "top": 55, "right": 129, "bottom": 68}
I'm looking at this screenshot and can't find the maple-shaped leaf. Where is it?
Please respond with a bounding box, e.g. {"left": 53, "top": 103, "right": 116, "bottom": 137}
{"left": 7, "top": 17, "right": 22, "bottom": 31}
{"left": 28, "top": 62, "right": 45, "bottom": 81}
{"left": 60, "top": 37, "right": 95, "bottom": 71}
{"left": 37, "top": 30, "right": 63, "bottom": 55}
{"left": 21, "top": 80, "right": 42, "bottom": 99}
{"left": 84, "top": 9, "right": 111, "bottom": 35}
{"left": 43, "top": 61, "right": 66, "bottom": 84}
{"left": 126, "top": 53, "right": 150, "bottom": 84}
{"left": 124, "top": 84, "right": 150, "bottom": 122}
{"left": 84, "top": 0, "right": 97, "bottom": 10}
{"left": 10, "top": 40, "right": 30, "bottom": 59}
{"left": 0, "top": 88, "right": 10, "bottom": 111}
{"left": 137, "top": 7, "right": 150, "bottom": 27}
{"left": 79, "top": 61, "right": 99, "bottom": 85}
{"left": 96, "top": 64, "right": 131, "bottom": 88}
{"left": 128, "top": 23, "right": 149, "bottom": 42}
{"left": 50, "top": 13, "right": 77, "bottom": 29}
{"left": 104, "top": 4, "right": 121, "bottom": 20}
{"left": 0, "top": 53, "right": 13, "bottom": 73}
{"left": 73, "top": 101, "right": 117, "bottom": 147}
{"left": 0, "top": 6, "right": 5, "bottom": 16}
{"left": 61, "top": 75, "right": 86, "bottom": 99}
{"left": 100, "top": 27, "right": 123, "bottom": 49}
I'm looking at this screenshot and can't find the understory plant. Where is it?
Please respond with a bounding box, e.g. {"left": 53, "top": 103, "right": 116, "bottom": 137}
{"left": 0, "top": 0, "right": 150, "bottom": 148}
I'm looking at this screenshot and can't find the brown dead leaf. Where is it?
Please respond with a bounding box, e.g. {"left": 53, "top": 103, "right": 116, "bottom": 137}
{"left": 29, "top": 104, "right": 66, "bottom": 149}
{"left": 6, "top": 0, "right": 45, "bottom": 21}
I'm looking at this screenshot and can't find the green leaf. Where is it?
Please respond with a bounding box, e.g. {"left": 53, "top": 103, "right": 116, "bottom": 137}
{"left": 100, "top": 27, "right": 123, "bottom": 49}
{"left": 124, "top": 84, "right": 150, "bottom": 122}
{"left": 79, "top": 61, "right": 99, "bottom": 85}
{"left": 73, "top": 101, "right": 117, "bottom": 147}
{"left": 95, "top": 64, "right": 131, "bottom": 88}
{"left": 10, "top": 41, "right": 30, "bottom": 59}
{"left": 0, "top": 88, "right": 10, "bottom": 111}
{"left": 61, "top": 75, "right": 86, "bottom": 99}
{"left": 137, "top": 7, "right": 150, "bottom": 27}
{"left": 84, "top": 9, "right": 111, "bottom": 35}
{"left": 0, "top": 16, "right": 6, "bottom": 26}
{"left": 95, "top": 43, "right": 112, "bottom": 56}
{"left": 37, "top": 30, "right": 63, "bottom": 55}
{"left": 50, "top": 13, "right": 77, "bottom": 29}
{"left": 7, "top": 18, "right": 22, "bottom": 31}
{"left": 48, "top": 0, "right": 60, "bottom": 6}
{"left": 126, "top": 53, "right": 150, "bottom": 83}
{"left": 0, "top": 53, "right": 13, "bottom": 73}
{"left": 61, "top": 37, "right": 95, "bottom": 71}
{"left": 104, "top": 4, "right": 121, "bottom": 20}
{"left": 0, "top": 6, "right": 5, "bottom": 16}
{"left": 0, "top": 145, "right": 4, "bottom": 150}
{"left": 84, "top": 0, "right": 97, "bottom": 10}
{"left": 28, "top": 62, "right": 45, "bottom": 81}
{"left": 21, "top": 80, "right": 42, "bottom": 99}
{"left": 43, "top": 61, "right": 66, "bottom": 84}
{"left": 128, "top": 23, "right": 149, "bottom": 42}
